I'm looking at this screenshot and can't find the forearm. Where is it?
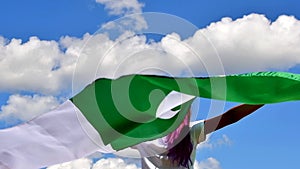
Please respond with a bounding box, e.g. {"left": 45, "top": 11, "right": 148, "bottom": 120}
{"left": 204, "top": 104, "right": 264, "bottom": 134}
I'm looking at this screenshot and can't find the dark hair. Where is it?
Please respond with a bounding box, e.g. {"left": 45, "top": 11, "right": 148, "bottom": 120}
{"left": 166, "top": 126, "right": 193, "bottom": 168}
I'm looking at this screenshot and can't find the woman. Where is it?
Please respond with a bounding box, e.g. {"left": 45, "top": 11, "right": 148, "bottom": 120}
{"left": 134, "top": 104, "right": 264, "bottom": 169}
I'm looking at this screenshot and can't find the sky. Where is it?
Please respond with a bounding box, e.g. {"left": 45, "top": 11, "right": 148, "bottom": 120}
{"left": 0, "top": 0, "right": 300, "bottom": 169}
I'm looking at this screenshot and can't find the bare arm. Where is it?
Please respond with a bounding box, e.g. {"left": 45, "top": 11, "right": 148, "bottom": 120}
{"left": 204, "top": 104, "right": 264, "bottom": 135}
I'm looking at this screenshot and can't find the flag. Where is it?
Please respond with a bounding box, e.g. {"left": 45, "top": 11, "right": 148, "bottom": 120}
{"left": 1, "top": 71, "right": 300, "bottom": 169}
{"left": 71, "top": 71, "right": 300, "bottom": 150}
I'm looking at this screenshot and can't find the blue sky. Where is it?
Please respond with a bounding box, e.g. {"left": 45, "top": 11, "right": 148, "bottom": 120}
{"left": 2, "top": 0, "right": 299, "bottom": 40}
{"left": 0, "top": 0, "right": 300, "bottom": 169}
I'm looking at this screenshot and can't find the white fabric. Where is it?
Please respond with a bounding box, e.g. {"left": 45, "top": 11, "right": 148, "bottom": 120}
{"left": 0, "top": 100, "right": 115, "bottom": 169}
{"left": 156, "top": 91, "right": 195, "bottom": 119}
{"left": 0, "top": 94, "right": 194, "bottom": 169}
{"left": 134, "top": 138, "right": 168, "bottom": 157}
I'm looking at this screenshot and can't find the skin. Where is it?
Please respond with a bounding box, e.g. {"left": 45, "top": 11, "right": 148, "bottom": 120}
{"left": 202, "top": 104, "right": 264, "bottom": 143}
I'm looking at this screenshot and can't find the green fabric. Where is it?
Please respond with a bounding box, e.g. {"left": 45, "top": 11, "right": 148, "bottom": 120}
{"left": 71, "top": 71, "right": 300, "bottom": 150}
{"left": 71, "top": 75, "right": 194, "bottom": 150}
{"left": 141, "top": 71, "right": 300, "bottom": 104}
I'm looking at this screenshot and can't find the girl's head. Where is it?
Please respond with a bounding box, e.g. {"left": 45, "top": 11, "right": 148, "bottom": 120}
{"left": 165, "top": 109, "right": 193, "bottom": 169}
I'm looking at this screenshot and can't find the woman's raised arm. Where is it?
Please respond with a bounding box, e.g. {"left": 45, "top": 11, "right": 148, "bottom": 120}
{"left": 204, "top": 104, "right": 264, "bottom": 135}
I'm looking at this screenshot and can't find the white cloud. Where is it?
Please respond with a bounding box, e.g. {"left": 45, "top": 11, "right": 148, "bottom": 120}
{"left": 92, "top": 158, "right": 140, "bottom": 169}
{"left": 189, "top": 13, "right": 300, "bottom": 74}
{"left": 47, "top": 157, "right": 140, "bottom": 169}
{"left": 47, "top": 157, "right": 222, "bottom": 169}
{"left": 100, "top": 13, "right": 148, "bottom": 32}
{"left": 194, "top": 158, "right": 221, "bottom": 169}
{"left": 0, "top": 94, "right": 60, "bottom": 122}
{"left": 0, "top": 36, "right": 7, "bottom": 46}
{"left": 1, "top": 14, "right": 300, "bottom": 96}
{"left": 96, "top": 0, "right": 147, "bottom": 31}
{"left": 47, "top": 158, "right": 92, "bottom": 169}
{"left": 96, "top": 0, "right": 144, "bottom": 15}
{"left": 216, "top": 134, "right": 232, "bottom": 146}
{"left": 0, "top": 36, "right": 76, "bottom": 95}
{"left": 198, "top": 134, "right": 232, "bottom": 150}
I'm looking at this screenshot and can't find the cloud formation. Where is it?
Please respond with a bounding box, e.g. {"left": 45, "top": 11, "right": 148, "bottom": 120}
{"left": 194, "top": 158, "right": 221, "bottom": 169}
{"left": 46, "top": 157, "right": 221, "bottom": 169}
{"left": 93, "top": 158, "right": 140, "bottom": 169}
{"left": 0, "top": 36, "right": 75, "bottom": 95}
{"left": 193, "top": 14, "right": 300, "bottom": 73}
{"left": 96, "top": 0, "right": 147, "bottom": 31}
{"left": 0, "top": 94, "right": 60, "bottom": 124}
{"left": 1, "top": 14, "right": 300, "bottom": 96}
{"left": 1, "top": 12, "right": 300, "bottom": 135}
{"left": 47, "top": 158, "right": 140, "bottom": 169}
{"left": 47, "top": 158, "right": 93, "bottom": 169}
{"left": 198, "top": 134, "right": 232, "bottom": 150}
{"left": 96, "top": 0, "right": 144, "bottom": 15}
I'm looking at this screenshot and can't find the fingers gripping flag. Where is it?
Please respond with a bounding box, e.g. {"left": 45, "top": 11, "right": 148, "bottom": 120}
{"left": 0, "top": 71, "right": 300, "bottom": 169}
